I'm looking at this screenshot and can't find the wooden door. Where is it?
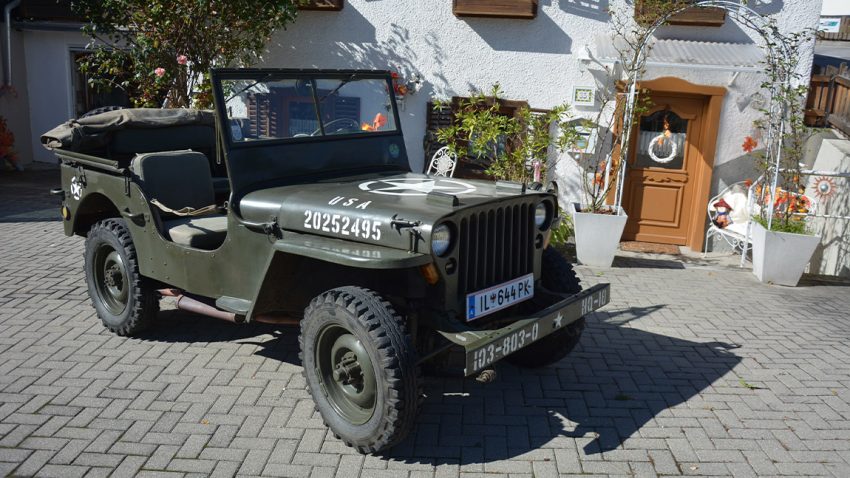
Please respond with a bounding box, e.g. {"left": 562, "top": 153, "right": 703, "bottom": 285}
{"left": 622, "top": 94, "right": 707, "bottom": 245}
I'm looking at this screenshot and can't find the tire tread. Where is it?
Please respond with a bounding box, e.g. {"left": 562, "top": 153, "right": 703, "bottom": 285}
{"left": 299, "top": 287, "right": 421, "bottom": 453}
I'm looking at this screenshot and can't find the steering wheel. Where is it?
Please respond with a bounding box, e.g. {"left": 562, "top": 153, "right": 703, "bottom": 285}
{"left": 312, "top": 117, "right": 361, "bottom": 136}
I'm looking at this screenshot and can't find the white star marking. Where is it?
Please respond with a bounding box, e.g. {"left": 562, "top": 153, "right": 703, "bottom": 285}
{"left": 359, "top": 178, "right": 477, "bottom": 196}
{"left": 70, "top": 177, "right": 83, "bottom": 200}
{"left": 554, "top": 312, "right": 564, "bottom": 329}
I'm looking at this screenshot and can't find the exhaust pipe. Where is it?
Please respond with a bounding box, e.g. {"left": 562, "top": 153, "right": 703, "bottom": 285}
{"left": 176, "top": 295, "right": 243, "bottom": 323}
{"left": 159, "top": 289, "right": 244, "bottom": 323}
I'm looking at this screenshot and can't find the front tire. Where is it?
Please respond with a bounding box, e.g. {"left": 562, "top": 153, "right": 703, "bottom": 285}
{"left": 506, "top": 247, "right": 585, "bottom": 368}
{"left": 84, "top": 218, "right": 159, "bottom": 335}
{"left": 300, "top": 287, "right": 421, "bottom": 453}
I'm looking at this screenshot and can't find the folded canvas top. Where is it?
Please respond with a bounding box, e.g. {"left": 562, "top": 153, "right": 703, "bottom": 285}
{"left": 41, "top": 108, "right": 215, "bottom": 153}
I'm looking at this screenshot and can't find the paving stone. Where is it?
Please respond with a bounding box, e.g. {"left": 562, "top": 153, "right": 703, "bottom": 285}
{"left": 2, "top": 171, "right": 850, "bottom": 477}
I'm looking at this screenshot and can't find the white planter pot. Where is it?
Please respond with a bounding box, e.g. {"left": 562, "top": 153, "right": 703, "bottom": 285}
{"left": 751, "top": 222, "right": 820, "bottom": 286}
{"left": 571, "top": 204, "right": 628, "bottom": 268}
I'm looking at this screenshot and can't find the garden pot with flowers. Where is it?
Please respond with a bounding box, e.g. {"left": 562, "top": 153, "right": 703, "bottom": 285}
{"left": 742, "top": 26, "right": 820, "bottom": 286}
{"left": 570, "top": 124, "right": 628, "bottom": 267}
{"left": 565, "top": 5, "right": 678, "bottom": 267}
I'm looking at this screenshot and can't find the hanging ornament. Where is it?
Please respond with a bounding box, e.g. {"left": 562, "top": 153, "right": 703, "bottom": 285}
{"left": 812, "top": 176, "right": 836, "bottom": 202}
{"left": 647, "top": 115, "right": 677, "bottom": 164}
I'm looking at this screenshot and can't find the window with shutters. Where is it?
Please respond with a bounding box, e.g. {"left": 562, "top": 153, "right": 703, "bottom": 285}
{"left": 424, "top": 97, "right": 527, "bottom": 179}
{"left": 634, "top": 0, "right": 726, "bottom": 27}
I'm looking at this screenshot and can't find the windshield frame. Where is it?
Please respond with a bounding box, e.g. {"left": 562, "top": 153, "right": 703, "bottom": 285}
{"left": 211, "top": 68, "right": 402, "bottom": 149}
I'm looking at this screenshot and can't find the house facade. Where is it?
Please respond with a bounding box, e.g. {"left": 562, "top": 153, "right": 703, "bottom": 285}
{"left": 2, "top": 0, "right": 823, "bottom": 253}
{"left": 263, "top": 0, "right": 821, "bottom": 252}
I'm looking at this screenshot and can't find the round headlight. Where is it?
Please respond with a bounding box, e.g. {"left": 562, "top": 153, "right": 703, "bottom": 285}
{"left": 431, "top": 224, "right": 452, "bottom": 256}
{"left": 535, "top": 203, "right": 550, "bottom": 230}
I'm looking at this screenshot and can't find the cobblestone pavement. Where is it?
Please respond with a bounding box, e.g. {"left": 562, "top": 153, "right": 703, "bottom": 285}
{"left": 2, "top": 169, "right": 850, "bottom": 477}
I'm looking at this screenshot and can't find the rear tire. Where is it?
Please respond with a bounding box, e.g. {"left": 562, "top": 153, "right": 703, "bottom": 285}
{"left": 84, "top": 219, "right": 159, "bottom": 335}
{"left": 506, "top": 247, "right": 585, "bottom": 368}
{"left": 300, "top": 287, "right": 421, "bottom": 453}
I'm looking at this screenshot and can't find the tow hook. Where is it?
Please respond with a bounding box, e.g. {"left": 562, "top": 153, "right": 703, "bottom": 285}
{"left": 475, "top": 368, "right": 497, "bottom": 384}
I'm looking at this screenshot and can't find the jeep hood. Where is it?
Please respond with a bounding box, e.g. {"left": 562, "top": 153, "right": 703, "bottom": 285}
{"left": 238, "top": 172, "right": 549, "bottom": 252}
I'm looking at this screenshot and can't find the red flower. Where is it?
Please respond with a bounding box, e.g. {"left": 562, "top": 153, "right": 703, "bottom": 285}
{"left": 742, "top": 136, "right": 758, "bottom": 153}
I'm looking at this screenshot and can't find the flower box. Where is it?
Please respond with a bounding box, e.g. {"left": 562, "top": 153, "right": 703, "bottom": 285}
{"left": 453, "top": 0, "right": 538, "bottom": 20}
{"left": 299, "top": 0, "right": 344, "bottom": 11}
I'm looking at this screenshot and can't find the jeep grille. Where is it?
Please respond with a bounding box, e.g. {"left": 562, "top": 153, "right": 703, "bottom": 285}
{"left": 457, "top": 202, "right": 536, "bottom": 296}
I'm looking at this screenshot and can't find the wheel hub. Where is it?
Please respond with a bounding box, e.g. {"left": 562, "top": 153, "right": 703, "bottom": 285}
{"left": 315, "top": 325, "right": 377, "bottom": 425}
{"left": 104, "top": 264, "right": 123, "bottom": 289}
{"left": 333, "top": 352, "right": 363, "bottom": 386}
{"left": 93, "top": 246, "right": 129, "bottom": 315}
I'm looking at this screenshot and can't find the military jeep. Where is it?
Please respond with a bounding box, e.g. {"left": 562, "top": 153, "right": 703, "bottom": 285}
{"left": 44, "top": 68, "right": 610, "bottom": 453}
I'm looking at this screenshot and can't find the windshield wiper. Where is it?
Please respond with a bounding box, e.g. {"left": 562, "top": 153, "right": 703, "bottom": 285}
{"left": 318, "top": 74, "right": 358, "bottom": 103}
{"left": 225, "top": 74, "right": 275, "bottom": 102}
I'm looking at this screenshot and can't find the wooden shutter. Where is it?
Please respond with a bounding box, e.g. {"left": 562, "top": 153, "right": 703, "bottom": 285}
{"left": 424, "top": 102, "right": 454, "bottom": 172}
{"left": 247, "top": 92, "right": 284, "bottom": 138}
{"left": 333, "top": 96, "right": 361, "bottom": 122}
{"left": 453, "top": 0, "right": 538, "bottom": 19}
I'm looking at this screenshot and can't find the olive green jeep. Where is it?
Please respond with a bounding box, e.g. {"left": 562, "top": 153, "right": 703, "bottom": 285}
{"left": 44, "top": 68, "right": 610, "bottom": 453}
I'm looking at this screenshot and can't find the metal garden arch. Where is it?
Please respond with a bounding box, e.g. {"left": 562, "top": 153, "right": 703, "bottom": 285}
{"left": 611, "top": 0, "right": 799, "bottom": 229}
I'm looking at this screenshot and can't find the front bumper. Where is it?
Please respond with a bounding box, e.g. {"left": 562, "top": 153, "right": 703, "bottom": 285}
{"left": 438, "top": 283, "right": 610, "bottom": 375}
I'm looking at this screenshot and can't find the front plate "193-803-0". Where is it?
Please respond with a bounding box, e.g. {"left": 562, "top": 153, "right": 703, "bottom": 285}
{"left": 442, "top": 283, "right": 610, "bottom": 375}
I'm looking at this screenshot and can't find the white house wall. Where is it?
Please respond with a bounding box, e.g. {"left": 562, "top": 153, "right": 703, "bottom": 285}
{"left": 267, "top": 0, "right": 820, "bottom": 206}
{"left": 22, "top": 30, "right": 89, "bottom": 164}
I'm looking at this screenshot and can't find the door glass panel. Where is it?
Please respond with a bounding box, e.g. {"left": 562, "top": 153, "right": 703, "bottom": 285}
{"left": 634, "top": 110, "right": 688, "bottom": 170}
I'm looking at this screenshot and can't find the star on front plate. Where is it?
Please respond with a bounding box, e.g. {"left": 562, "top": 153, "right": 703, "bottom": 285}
{"left": 554, "top": 312, "right": 564, "bottom": 329}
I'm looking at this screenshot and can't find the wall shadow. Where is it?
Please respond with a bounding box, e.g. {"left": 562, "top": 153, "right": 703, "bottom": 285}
{"left": 558, "top": 0, "right": 610, "bottom": 22}
{"left": 464, "top": 13, "right": 572, "bottom": 54}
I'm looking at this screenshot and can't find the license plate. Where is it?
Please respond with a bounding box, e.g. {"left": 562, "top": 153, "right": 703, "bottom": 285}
{"left": 466, "top": 273, "right": 534, "bottom": 321}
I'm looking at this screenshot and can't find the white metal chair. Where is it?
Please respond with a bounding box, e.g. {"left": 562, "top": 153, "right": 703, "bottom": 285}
{"left": 704, "top": 177, "right": 762, "bottom": 267}
{"left": 426, "top": 146, "right": 458, "bottom": 177}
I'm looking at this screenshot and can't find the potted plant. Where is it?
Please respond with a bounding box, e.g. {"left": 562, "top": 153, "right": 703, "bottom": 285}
{"left": 744, "top": 27, "right": 819, "bottom": 286}
{"left": 566, "top": 6, "right": 668, "bottom": 267}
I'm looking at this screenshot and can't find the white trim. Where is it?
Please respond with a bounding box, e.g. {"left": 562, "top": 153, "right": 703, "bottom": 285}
{"left": 596, "top": 58, "right": 761, "bottom": 73}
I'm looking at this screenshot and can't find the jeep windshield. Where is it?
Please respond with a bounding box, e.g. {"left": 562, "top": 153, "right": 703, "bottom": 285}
{"left": 218, "top": 72, "right": 399, "bottom": 144}
{"left": 211, "top": 69, "right": 411, "bottom": 201}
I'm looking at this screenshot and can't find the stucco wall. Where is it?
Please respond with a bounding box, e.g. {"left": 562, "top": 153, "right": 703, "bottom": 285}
{"left": 266, "top": 0, "right": 820, "bottom": 208}
{"left": 22, "top": 30, "right": 89, "bottom": 164}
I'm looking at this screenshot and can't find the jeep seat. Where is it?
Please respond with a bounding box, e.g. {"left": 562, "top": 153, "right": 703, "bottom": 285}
{"left": 131, "top": 150, "right": 228, "bottom": 250}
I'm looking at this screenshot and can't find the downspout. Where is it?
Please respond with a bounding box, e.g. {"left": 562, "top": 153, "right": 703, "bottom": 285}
{"left": 3, "top": 0, "right": 22, "bottom": 88}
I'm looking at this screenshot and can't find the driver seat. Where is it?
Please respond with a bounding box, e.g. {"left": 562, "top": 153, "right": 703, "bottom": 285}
{"left": 131, "top": 150, "right": 228, "bottom": 250}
